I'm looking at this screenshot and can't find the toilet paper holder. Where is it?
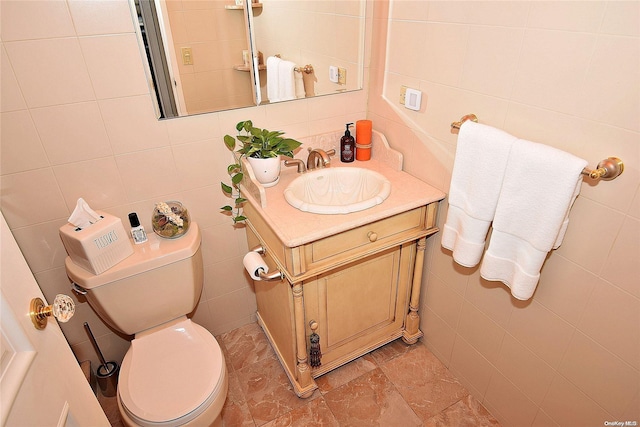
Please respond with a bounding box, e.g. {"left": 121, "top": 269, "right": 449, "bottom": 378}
{"left": 250, "top": 245, "right": 284, "bottom": 281}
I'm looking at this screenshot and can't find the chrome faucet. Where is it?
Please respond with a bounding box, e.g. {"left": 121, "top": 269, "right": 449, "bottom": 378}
{"left": 306, "top": 148, "right": 336, "bottom": 170}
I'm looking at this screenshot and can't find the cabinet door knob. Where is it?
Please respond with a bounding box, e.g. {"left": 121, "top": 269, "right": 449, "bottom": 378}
{"left": 367, "top": 231, "right": 378, "bottom": 242}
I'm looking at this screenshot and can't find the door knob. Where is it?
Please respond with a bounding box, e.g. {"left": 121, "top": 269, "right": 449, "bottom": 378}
{"left": 30, "top": 294, "right": 75, "bottom": 330}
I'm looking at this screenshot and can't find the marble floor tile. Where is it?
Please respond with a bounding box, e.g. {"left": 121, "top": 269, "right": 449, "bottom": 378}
{"left": 235, "top": 355, "right": 314, "bottom": 426}
{"left": 315, "top": 354, "right": 377, "bottom": 394}
{"left": 262, "top": 397, "right": 340, "bottom": 427}
{"left": 380, "top": 344, "right": 470, "bottom": 422}
{"left": 220, "top": 371, "right": 255, "bottom": 426}
{"left": 323, "top": 368, "right": 423, "bottom": 426}
{"left": 220, "top": 322, "right": 275, "bottom": 371}
{"left": 423, "top": 394, "right": 501, "bottom": 427}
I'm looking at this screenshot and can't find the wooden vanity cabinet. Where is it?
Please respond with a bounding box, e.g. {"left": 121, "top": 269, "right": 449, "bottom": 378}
{"left": 244, "top": 202, "right": 439, "bottom": 398}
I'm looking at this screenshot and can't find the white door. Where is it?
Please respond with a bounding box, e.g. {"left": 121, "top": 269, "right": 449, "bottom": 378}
{"left": 1, "top": 213, "right": 109, "bottom": 426}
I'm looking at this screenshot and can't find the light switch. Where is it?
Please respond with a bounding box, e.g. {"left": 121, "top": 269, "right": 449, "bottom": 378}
{"left": 329, "top": 66, "right": 339, "bottom": 83}
{"left": 405, "top": 88, "right": 421, "bottom": 111}
{"left": 181, "top": 47, "right": 193, "bottom": 65}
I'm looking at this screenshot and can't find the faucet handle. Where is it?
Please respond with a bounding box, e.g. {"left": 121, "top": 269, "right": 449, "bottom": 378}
{"left": 284, "top": 158, "right": 306, "bottom": 173}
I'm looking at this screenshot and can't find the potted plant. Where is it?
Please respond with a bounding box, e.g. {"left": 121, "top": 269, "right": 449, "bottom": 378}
{"left": 221, "top": 120, "right": 302, "bottom": 223}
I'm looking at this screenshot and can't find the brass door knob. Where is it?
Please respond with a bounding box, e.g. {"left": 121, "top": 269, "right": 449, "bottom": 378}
{"left": 30, "top": 294, "right": 75, "bottom": 330}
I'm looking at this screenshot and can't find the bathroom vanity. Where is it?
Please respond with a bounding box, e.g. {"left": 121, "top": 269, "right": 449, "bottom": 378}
{"left": 241, "top": 131, "right": 445, "bottom": 397}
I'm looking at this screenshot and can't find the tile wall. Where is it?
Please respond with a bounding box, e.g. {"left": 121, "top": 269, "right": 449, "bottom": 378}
{"left": 367, "top": 1, "right": 639, "bottom": 426}
{"left": 0, "top": 0, "right": 367, "bottom": 367}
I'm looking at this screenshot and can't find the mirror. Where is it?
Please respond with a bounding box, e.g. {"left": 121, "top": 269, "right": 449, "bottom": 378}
{"left": 133, "top": 0, "right": 366, "bottom": 119}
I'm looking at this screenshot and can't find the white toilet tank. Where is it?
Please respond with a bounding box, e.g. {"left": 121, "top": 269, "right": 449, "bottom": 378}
{"left": 66, "top": 223, "right": 203, "bottom": 336}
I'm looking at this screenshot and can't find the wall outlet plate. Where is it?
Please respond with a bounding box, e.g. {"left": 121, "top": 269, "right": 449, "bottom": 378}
{"left": 405, "top": 88, "right": 422, "bottom": 111}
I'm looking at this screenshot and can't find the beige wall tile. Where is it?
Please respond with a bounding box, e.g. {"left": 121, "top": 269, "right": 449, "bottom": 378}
{"left": 0, "top": 110, "right": 49, "bottom": 174}
{"left": 0, "top": 0, "right": 75, "bottom": 41}
{"left": 421, "top": 306, "right": 456, "bottom": 367}
{"left": 31, "top": 102, "right": 112, "bottom": 165}
{"left": 172, "top": 139, "right": 226, "bottom": 189}
{"left": 507, "top": 301, "right": 575, "bottom": 368}
{"left": 0, "top": 46, "right": 26, "bottom": 112}
{"left": 578, "top": 279, "right": 640, "bottom": 370}
{"left": 0, "top": 168, "right": 69, "bottom": 227}
{"left": 449, "top": 335, "right": 496, "bottom": 398}
{"left": 484, "top": 372, "right": 539, "bottom": 427}
{"left": 115, "top": 147, "right": 180, "bottom": 201}
{"left": 541, "top": 374, "right": 613, "bottom": 426}
{"left": 68, "top": 0, "right": 135, "bottom": 36}
{"left": 495, "top": 334, "right": 554, "bottom": 405}
{"left": 601, "top": 1, "right": 640, "bottom": 36}
{"left": 599, "top": 213, "right": 639, "bottom": 298}
{"left": 53, "top": 158, "right": 127, "bottom": 211}
{"left": 460, "top": 26, "right": 523, "bottom": 99}
{"left": 4, "top": 38, "right": 95, "bottom": 108}
{"left": 559, "top": 331, "right": 639, "bottom": 416}
{"left": 426, "top": 1, "right": 529, "bottom": 27}
{"left": 512, "top": 29, "right": 596, "bottom": 115}
{"left": 79, "top": 34, "right": 150, "bottom": 99}
{"left": 457, "top": 301, "right": 505, "bottom": 365}
{"left": 10, "top": 219, "right": 69, "bottom": 273}
{"left": 534, "top": 254, "right": 599, "bottom": 326}
{"left": 464, "top": 272, "right": 515, "bottom": 328}
{"left": 99, "top": 95, "right": 170, "bottom": 154}
{"left": 423, "top": 273, "right": 463, "bottom": 329}
{"left": 527, "top": 1, "right": 606, "bottom": 32}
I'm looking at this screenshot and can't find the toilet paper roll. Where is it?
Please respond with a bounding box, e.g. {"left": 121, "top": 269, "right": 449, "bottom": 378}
{"left": 243, "top": 252, "right": 268, "bottom": 280}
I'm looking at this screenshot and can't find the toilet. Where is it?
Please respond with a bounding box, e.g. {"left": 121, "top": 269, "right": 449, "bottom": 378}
{"left": 65, "top": 222, "right": 228, "bottom": 426}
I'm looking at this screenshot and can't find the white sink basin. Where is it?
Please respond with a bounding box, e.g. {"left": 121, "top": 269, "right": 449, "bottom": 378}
{"left": 283, "top": 167, "right": 391, "bottom": 214}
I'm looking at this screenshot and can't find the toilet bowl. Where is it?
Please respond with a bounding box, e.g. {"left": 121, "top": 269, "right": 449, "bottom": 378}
{"left": 65, "top": 222, "right": 228, "bottom": 426}
{"left": 117, "top": 318, "right": 228, "bottom": 427}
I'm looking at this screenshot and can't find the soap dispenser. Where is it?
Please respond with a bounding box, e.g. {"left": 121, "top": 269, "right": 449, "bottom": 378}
{"left": 340, "top": 123, "right": 355, "bottom": 163}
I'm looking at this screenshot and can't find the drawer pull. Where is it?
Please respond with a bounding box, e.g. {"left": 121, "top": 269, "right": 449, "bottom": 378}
{"left": 367, "top": 231, "right": 378, "bottom": 242}
{"left": 309, "top": 320, "right": 322, "bottom": 367}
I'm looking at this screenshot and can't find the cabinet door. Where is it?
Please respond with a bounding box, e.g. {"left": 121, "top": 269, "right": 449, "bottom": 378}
{"left": 305, "top": 243, "right": 415, "bottom": 373}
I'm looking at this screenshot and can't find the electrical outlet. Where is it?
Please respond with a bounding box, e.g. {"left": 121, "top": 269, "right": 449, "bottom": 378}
{"left": 399, "top": 86, "right": 407, "bottom": 105}
{"left": 181, "top": 47, "right": 193, "bottom": 65}
{"left": 405, "top": 88, "right": 422, "bottom": 111}
{"left": 338, "top": 67, "right": 346, "bottom": 85}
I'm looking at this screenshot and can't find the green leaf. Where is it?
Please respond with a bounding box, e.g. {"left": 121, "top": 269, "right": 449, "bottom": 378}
{"left": 231, "top": 172, "right": 244, "bottom": 185}
{"left": 233, "top": 215, "right": 247, "bottom": 223}
{"left": 220, "top": 205, "right": 233, "bottom": 211}
{"left": 224, "top": 135, "right": 236, "bottom": 151}
{"left": 221, "top": 182, "right": 232, "bottom": 194}
{"left": 227, "top": 163, "right": 240, "bottom": 174}
{"left": 235, "top": 197, "right": 247, "bottom": 204}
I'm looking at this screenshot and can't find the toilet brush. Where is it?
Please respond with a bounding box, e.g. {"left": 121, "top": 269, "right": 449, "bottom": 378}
{"left": 84, "top": 322, "right": 119, "bottom": 397}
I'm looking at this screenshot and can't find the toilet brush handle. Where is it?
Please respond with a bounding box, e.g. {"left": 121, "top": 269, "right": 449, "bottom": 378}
{"left": 84, "top": 322, "right": 108, "bottom": 367}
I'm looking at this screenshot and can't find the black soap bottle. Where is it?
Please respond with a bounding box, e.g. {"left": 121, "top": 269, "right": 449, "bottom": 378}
{"left": 340, "top": 123, "right": 355, "bottom": 163}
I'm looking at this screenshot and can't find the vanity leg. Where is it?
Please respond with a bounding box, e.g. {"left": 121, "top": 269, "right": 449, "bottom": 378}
{"left": 292, "top": 283, "right": 317, "bottom": 398}
{"left": 403, "top": 237, "right": 426, "bottom": 344}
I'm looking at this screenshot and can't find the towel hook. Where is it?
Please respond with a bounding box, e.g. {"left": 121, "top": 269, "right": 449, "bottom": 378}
{"left": 450, "top": 113, "right": 624, "bottom": 181}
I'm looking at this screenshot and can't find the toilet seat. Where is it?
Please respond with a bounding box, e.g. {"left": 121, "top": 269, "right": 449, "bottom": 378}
{"left": 119, "top": 318, "right": 225, "bottom": 426}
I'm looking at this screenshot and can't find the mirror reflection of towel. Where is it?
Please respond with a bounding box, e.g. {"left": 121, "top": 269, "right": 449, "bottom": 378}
{"left": 267, "top": 56, "right": 297, "bottom": 103}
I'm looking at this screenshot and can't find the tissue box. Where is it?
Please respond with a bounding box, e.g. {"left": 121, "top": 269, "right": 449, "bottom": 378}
{"left": 59, "top": 212, "right": 134, "bottom": 275}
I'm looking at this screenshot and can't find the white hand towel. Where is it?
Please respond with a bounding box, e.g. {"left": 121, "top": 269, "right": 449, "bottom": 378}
{"left": 480, "top": 139, "right": 587, "bottom": 300}
{"left": 278, "top": 59, "right": 297, "bottom": 102}
{"left": 441, "top": 121, "right": 517, "bottom": 267}
{"left": 267, "top": 56, "right": 282, "bottom": 103}
{"left": 294, "top": 69, "right": 305, "bottom": 99}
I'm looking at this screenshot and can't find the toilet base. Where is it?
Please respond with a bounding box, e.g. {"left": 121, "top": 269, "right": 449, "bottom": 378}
{"left": 116, "top": 370, "right": 228, "bottom": 427}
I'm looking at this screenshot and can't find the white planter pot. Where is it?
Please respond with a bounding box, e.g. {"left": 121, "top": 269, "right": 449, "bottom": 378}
{"left": 247, "top": 156, "right": 281, "bottom": 187}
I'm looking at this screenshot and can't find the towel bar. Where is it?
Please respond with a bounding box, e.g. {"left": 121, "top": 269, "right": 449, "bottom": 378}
{"left": 450, "top": 114, "right": 624, "bottom": 181}
{"left": 274, "top": 54, "right": 314, "bottom": 74}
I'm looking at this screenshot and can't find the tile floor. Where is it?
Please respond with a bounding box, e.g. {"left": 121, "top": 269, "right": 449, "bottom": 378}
{"left": 97, "top": 322, "right": 500, "bottom": 426}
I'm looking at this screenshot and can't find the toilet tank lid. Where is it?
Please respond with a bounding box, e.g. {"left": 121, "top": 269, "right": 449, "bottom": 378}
{"left": 66, "top": 223, "right": 200, "bottom": 290}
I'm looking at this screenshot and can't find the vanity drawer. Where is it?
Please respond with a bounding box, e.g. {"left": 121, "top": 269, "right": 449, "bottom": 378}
{"left": 307, "top": 207, "right": 425, "bottom": 264}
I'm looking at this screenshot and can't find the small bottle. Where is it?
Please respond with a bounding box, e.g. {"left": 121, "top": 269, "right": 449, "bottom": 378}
{"left": 128, "top": 212, "right": 148, "bottom": 244}
{"left": 340, "top": 123, "right": 355, "bottom": 163}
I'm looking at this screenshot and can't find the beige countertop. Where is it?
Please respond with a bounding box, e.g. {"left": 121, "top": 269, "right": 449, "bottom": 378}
{"left": 241, "top": 158, "right": 446, "bottom": 248}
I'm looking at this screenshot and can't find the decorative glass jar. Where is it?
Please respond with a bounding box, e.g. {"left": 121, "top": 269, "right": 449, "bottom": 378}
{"left": 151, "top": 201, "right": 190, "bottom": 239}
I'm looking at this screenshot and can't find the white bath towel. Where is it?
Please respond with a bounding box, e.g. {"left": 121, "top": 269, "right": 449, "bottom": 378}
{"left": 480, "top": 139, "right": 587, "bottom": 300}
{"left": 278, "top": 59, "right": 297, "bottom": 102}
{"left": 266, "top": 56, "right": 282, "bottom": 103}
{"left": 294, "top": 69, "right": 305, "bottom": 99}
{"left": 441, "top": 121, "right": 517, "bottom": 267}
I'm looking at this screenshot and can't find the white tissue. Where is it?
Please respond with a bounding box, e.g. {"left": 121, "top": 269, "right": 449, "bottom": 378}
{"left": 68, "top": 198, "right": 102, "bottom": 230}
{"left": 243, "top": 252, "right": 268, "bottom": 280}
